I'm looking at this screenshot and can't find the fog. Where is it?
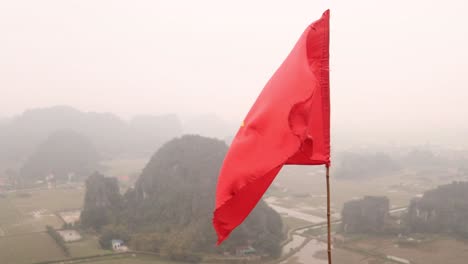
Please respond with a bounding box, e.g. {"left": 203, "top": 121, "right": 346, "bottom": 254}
{"left": 1, "top": 2, "right": 468, "bottom": 263}
{"left": 1, "top": 0, "right": 468, "bottom": 147}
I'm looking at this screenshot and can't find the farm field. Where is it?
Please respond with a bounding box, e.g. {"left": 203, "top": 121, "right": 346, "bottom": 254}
{"left": 68, "top": 236, "right": 109, "bottom": 257}
{"left": 273, "top": 165, "right": 458, "bottom": 213}
{"left": 0, "top": 232, "right": 65, "bottom": 264}
{"left": 0, "top": 187, "right": 83, "bottom": 236}
{"left": 0, "top": 186, "right": 96, "bottom": 263}
{"left": 82, "top": 255, "right": 180, "bottom": 264}
{"left": 280, "top": 233, "right": 468, "bottom": 264}
{"left": 10, "top": 187, "right": 85, "bottom": 213}
{"left": 344, "top": 235, "right": 468, "bottom": 264}
{"left": 0, "top": 158, "right": 147, "bottom": 264}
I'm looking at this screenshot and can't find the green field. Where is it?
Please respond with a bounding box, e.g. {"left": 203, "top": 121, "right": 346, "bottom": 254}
{"left": 68, "top": 235, "right": 109, "bottom": 257}
{"left": 84, "top": 256, "right": 179, "bottom": 264}
{"left": 0, "top": 159, "right": 193, "bottom": 264}
{"left": 0, "top": 187, "right": 95, "bottom": 263}
{"left": 4, "top": 214, "right": 63, "bottom": 235}
{"left": 0, "top": 197, "right": 22, "bottom": 235}
{"left": 0, "top": 232, "right": 65, "bottom": 264}
{"left": 0, "top": 188, "right": 84, "bottom": 236}
{"left": 10, "top": 187, "right": 85, "bottom": 213}
{"left": 331, "top": 234, "right": 468, "bottom": 264}
{"left": 274, "top": 166, "right": 453, "bottom": 212}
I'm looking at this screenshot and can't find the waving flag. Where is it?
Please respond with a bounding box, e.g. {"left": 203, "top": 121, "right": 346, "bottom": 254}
{"left": 213, "top": 10, "right": 330, "bottom": 244}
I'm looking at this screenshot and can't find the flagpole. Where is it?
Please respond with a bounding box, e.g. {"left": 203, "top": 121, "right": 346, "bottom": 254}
{"left": 326, "top": 165, "right": 332, "bottom": 264}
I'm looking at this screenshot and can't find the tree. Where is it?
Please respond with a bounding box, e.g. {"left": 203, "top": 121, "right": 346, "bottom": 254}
{"left": 341, "top": 196, "right": 391, "bottom": 234}
{"left": 81, "top": 172, "right": 122, "bottom": 231}
{"left": 406, "top": 181, "right": 468, "bottom": 236}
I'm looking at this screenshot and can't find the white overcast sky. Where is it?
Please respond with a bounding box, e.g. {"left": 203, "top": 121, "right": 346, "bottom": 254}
{"left": 1, "top": 0, "right": 467, "bottom": 144}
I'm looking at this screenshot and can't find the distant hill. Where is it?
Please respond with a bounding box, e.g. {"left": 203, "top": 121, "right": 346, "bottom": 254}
{"left": 335, "top": 152, "right": 401, "bottom": 180}
{"left": 128, "top": 114, "right": 183, "bottom": 156}
{"left": 182, "top": 114, "right": 237, "bottom": 140}
{"left": 82, "top": 135, "right": 284, "bottom": 259}
{"left": 402, "top": 148, "right": 447, "bottom": 169}
{"left": 0, "top": 106, "right": 183, "bottom": 163}
{"left": 20, "top": 130, "right": 100, "bottom": 181}
{"left": 407, "top": 181, "right": 468, "bottom": 237}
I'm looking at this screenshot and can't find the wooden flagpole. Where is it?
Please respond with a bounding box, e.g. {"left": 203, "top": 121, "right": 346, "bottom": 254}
{"left": 326, "top": 165, "right": 332, "bottom": 264}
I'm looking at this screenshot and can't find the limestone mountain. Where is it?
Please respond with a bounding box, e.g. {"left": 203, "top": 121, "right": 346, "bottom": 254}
{"left": 407, "top": 181, "right": 468, "bottom": 237}
{"left": 125, "top": 135, "right": 284, "bottom": 257}
{"left": 20, "top": 130, "right": 99, "bottom": 181}
{"left": 341, "top": 196, "right": 392, "bottom": 234}
{"left": 82, "top": 135, "right": 284, "bottom": 258}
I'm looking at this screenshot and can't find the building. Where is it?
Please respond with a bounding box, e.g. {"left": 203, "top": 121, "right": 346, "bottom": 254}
{"left": 235, "top": 246, "right": 256, "bottom": 256}
{"left": 387, "top": 255, "right": 411, "bottom": 264}
{"left": 57, "top": 230, "right": 82, "bottom": 242}
{"left": 111, "top": 239, "right": 128, "bottom": 252}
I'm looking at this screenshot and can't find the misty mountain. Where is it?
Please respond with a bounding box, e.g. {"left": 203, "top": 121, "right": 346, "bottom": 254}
{"left": 335, "top": 151, "right": 401, "bottom": 180}
{"left": 126, "top": 135, "right": 283, "bottom": 257}
{"left": 0, "top": 106, "right": 183, "bottom": 163}
{"left": 128, "top": 114, "right": 183, "bottom": 156}
{"left": 182, "top": 114, "right": 237, "bottom": 140}
{"left": 20, "top": 130, "right": 99, "bottom": 181}
{"left": 403, "top": 148, "right": 444, "bottom": 168}
{"left": 82, "top": 135, "right": 283, "bottom": 258}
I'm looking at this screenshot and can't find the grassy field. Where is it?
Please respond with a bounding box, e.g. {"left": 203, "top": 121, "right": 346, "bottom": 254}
{"left": 363, "top": 235, "right": 468, "bottom": 264}
{"left": 83, "top": 256, "right": 179, "bottom": 264}
{"left": 0, "top": 158, "right": 146, "bottom": 263}
{"left": 10, "top": 187, "right": 85, "bottom": 213}
{"left": 0, "top": 186, "right": 95, "bottom": 263}
{"left": 4, "top": 213, "right": 63, "bottom": 235}
{"left": 0, "top": 159, "right": 185, "bottom": 264}
{"left": 0, "top": 187, "right": 84, "bottom": 236}
{"left": 0, "top": 196, "right": 47, "bottom": 236}
{"left": 273, "top": 165, "right": 452, "bottom": 212}
{"left": 68, "top": 235, "right": 109, "bottom": 258}
{"left": 0, "top": 232, "right": 65, "bottom": 264}
{"left": 322, "top": 234, "right": 468, "bottom": 264}
{"left": 0, "top": 197, "right": 22, "bottom": 235}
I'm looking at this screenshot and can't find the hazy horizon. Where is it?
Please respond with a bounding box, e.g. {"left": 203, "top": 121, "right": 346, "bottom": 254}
{"left": 1, "top": 2, "right": 468, "bottom": 263}
{"left": 2, "top": 0, "right": 468, "bottom": 146}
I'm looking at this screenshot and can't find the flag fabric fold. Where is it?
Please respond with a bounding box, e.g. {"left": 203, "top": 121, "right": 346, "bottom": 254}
{"left": 213, "top": 10, "right": 330, "bottom": 244}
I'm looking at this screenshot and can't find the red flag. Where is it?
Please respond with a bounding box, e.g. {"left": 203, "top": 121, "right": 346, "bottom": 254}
{"left": 213, "top": 10, "right": 330, "bottom": 244}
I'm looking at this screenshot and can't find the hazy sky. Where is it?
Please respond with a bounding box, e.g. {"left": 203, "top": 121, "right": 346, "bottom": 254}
{"left": 1, "top": 0, "right": 467, "bottom": 143}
